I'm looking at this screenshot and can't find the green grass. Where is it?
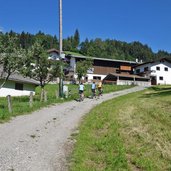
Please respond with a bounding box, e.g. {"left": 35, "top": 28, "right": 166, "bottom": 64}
{"left": 0, "top": 84, "right": 132, "bottom": 122}
{"left": 70, "top": 85, "right": 171, "bottom": 171}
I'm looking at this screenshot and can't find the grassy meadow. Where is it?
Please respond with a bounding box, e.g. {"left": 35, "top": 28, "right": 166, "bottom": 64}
{"left": 70, "top": 86, "right": 171, "bottom": 171}
{"left": 0, "top": 84, "right": 132, "bottom": 122}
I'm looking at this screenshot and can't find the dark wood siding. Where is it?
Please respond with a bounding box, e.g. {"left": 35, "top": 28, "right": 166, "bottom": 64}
{"left": 93, "top": 60, "right": 133, "bottom": 74}
{"left": 68, "top": 56, "right": 135, "bottom": 75}
{"left": 93, "top": 66, "right": 117, "bottom": 74}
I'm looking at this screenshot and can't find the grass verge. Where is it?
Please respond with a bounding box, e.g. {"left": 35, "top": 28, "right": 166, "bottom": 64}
{"left": 0, "top": 84, "right": 132, "bottom": 122}
{"left": 70, "top": 86, "right": 171, "bottom": 171}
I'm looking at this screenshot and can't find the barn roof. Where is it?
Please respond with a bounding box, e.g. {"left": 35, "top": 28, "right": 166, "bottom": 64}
{"left": 66, "top": 54, "right": 137, "bottom": 64}
{"left": 0, "top": 70, "right": 39, "bottom": 85}
{"left": 134, "top": 58, "right": 171, "bottom": 68}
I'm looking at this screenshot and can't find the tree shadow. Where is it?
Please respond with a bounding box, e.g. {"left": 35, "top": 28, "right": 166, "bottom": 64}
{"left": 149, "top": 86, "right": 171, "bottom": 91}
{"left": 74, "top": 98, "right": 80, "bottom": 102}
{"left": 141, "top": 88, "right": 171, "bottom": 98}
{"left": 0, "top": 104, "right": 5, "bottom": 109}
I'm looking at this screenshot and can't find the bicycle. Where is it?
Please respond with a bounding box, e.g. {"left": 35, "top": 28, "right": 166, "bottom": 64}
{"left": 91, "top": 89, "right": 96, "bottom": 99}
{"left": 79, "top": 90, "right": 84, "bottom": 102}
{"left": 97, "top": 87, "right": 103, "bottom": 97}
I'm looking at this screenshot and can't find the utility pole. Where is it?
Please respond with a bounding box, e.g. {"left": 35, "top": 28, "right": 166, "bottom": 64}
{"left": 59, "top": 0, "right": 63, "bottom": 97}
{"left": 59, "top": 0, "right": 62, "bottom": 54}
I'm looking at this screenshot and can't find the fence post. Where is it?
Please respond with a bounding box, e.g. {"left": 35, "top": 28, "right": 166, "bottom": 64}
{"left": 63, "top": 85, "right": 68, "bottom": 98}
{"left": 7, "top": 95, "right": 12, "bottom": 113}
{"left": 56, "top": 90, "right": 59, "bottom": 99}
{"left": 29, "top": 92, "right": 33, "bottom": 108}
{"left": 44, "top": 91, "right": 47, "bottom": 102}
{"left": 40, "top": 89, "right": 44, "bottom": 102}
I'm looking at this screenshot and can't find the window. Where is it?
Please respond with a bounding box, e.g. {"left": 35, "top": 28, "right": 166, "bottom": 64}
{"left": 159, "top": 76, "right": 163, "bottom": 80}
{"left": 156, "top": 66, "right": 160, "bottom": 71}
{"left": 144, "top": 67, "right": 148, "bottom": 72}
{"left": 93, "top": 76, "right": 101, "bottom": 80}
{"left": 15, "top": 83, "right": 23, "bottom": 90}
{"left": 136, "top": 69, "right": 140, "bottom": 74}
{"left": 165, "top": 67, "right": 168, "bottom": 71}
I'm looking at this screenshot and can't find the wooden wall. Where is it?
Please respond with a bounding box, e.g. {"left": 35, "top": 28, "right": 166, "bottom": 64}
{"left": 93, "top": 66, "right": 117, "bottom": 74}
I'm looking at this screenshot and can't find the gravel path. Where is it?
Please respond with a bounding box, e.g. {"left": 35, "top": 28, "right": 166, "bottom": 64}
{"left": 0, "top": 86, "right": 145, "bottom": 171}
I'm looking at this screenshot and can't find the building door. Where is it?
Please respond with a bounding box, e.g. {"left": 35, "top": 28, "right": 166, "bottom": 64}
{"left": 151, "top": 76, "right": 157, "bottom": 85}
{"left": 84, "top": 76, "right": 88, "bottom": 82}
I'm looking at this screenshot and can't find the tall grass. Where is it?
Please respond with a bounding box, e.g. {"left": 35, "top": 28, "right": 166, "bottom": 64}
{"left": 70, "top": 86, "right": 171, "bottom": 171}
{"left": 0, "top": 84, "right": 132, "bottom": 122}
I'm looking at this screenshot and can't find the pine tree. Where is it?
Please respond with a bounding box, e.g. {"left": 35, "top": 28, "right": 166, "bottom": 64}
{"left": 73, "top": 29, "right": 80, "bottom": 50}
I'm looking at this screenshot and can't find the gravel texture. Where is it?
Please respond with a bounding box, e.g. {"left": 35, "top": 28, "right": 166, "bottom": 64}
{"left": 0, "top": 86, "right": 145, "bottom": 171}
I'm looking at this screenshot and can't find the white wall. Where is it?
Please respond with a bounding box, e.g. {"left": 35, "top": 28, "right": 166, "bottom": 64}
{"left": 0, "top": 88, "right": 36, "bottom": 97}
{"left": 0, "top": 80, "right": 36, "bottom": 97}
{"left": 151, "top": 61, "right": 171, "bottom": 84}
{"left": 48, "top": 52, "right": 60, "bottom": 60}
{"left": 117, "top": 80, "right": 151, "bottom": 86}
{"left": 86, "top": 74, "right": 106, "bottom": 82}
{"left": 73, "top": 73, "right": 106, "bottom": 83}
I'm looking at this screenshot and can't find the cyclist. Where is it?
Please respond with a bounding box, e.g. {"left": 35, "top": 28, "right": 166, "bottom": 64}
{"left": 78, "top": 82, "right": 84, "bottom": 101}
{"left": 91, "top": 81, "right": 96, "bottom": 98}
{"left": 97, "top": 81, "right": 102, "bottom": 97}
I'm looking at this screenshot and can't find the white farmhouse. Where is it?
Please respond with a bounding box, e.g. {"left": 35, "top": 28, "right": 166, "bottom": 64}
{"left": 134, "top": 58, "right": 171, "bottom": 85}
{"left": 47, "top": 49, "right": 65, "bottom": 60}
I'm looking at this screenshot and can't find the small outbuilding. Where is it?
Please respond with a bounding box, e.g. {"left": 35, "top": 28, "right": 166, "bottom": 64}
{"left": 0, "top": 72, "right": 39, "bottom": 97}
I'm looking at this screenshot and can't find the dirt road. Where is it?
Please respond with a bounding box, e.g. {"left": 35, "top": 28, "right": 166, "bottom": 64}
{"left": 0, "top": 86, "right": 145, "bottom": 171}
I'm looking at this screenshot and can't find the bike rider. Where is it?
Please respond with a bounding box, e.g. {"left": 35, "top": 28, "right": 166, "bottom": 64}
{"left": 97, "top": 81, "right": 103, "bottom": 97}
{"left": 79, "top": 82, "right": 84, "bottom": 101}
{"left": 91, "top": 81, "right": 96, "bottom": 98}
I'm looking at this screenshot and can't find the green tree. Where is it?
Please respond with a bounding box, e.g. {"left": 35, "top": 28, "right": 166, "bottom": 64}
{"left": 155, "top": 50, "right": 171, "bottom": 60}
{"left": 73, "top": 29, "right": 80, "bottom": 50}
{"left": 22, "top": 40, "right": 61, "bottom": 100}
{"left": 76, "top": 58, "right": 93, "bottom": 83}
{"left": 63, "top": 37, "right": 72, "bottom": 51}
{"left": 0, "top": 35, "right": 25, "bottom": 88}
{"left": 80, "top": 38, "right": 89, "bottom": 55}
{"left": 24, "top": 41, "right": 53, "bottom": 88}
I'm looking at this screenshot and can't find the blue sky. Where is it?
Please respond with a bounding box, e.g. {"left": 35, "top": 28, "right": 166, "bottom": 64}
{"left": 0, "top": 0, "right": 171, "bottom": 53}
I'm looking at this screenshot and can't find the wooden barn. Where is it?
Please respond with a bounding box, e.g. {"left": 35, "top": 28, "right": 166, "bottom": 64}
{"left": 65, "top": 54, "right": 137, "bottom": 82}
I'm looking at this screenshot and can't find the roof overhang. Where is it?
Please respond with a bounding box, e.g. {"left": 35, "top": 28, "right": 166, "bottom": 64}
{"left": 0, "top": 72, "right": 39, "bottom": 86}
{"left": 104, "top": 73, "right": 150, "bottom": 81}
{"left": 66, "top": 54, "right": 137, "bottom": 64}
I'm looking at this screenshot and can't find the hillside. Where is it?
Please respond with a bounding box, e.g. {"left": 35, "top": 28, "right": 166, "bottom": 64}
{"left": 1, "top": 30, "right": 171, "bottom": 62}
{"left": 70, "top": 86, "right": 171, "bottom": 170}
